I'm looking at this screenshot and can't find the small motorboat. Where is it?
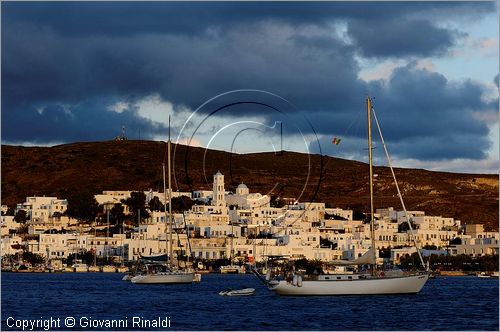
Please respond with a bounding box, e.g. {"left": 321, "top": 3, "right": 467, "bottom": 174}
{"left": 219, "top": 289, "right": 232, "bottom": 296}
{"left": 219, "top": 288, "right": 255, "bottom": 296}
{"left": 477, "top": 272, "right": 491, "bottom": 278}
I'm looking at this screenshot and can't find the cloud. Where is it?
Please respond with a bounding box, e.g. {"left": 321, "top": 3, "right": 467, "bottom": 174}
{"left": 176, "top": 137, "right": 203, "bottom": 148}
{"left": 395, "top": 157, "right": 499, "bottom": 174}
{"left": 2, "top": 98, "right": 167, "bottom": 144}
{"left": 3, "top": 2, "right": 493, "bottom": 38}
{"left": 347, "top": 19, "right": 462, "bottom": 58}
{"left": 1, "top": 2, "right": 497, "bottom": 168}
{"left": 308, "top": 63, "right": 493, "bottom": 161}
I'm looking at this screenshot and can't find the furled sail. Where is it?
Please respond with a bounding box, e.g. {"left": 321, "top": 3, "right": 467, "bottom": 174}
{"left": 329, "top": 248, "right": 375, "bottom": 266}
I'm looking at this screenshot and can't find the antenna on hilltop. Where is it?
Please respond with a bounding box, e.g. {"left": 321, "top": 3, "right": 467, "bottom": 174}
{"left": 114, "top": 125, "right": 128, "bottom": 141}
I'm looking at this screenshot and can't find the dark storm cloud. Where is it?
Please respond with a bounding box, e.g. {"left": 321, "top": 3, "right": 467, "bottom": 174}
{"left": 1, "top": 1, "right": 496, "bottom": 162}
{"left": 347, "top": 19, "right": 460, "bottom": 58}
{"left": 2, "top": 18, "right": 363, "bottom": 112}
{"left": 308, "top": 64, "right": 493, "bottom": 161}
{"left": 2, "top": 98, "right": 165, "bottom": 144}
{"left": 3, "top": 2, "right": 493, "bottom": 37}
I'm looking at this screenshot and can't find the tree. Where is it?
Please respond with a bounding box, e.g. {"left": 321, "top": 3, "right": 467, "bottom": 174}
{"left": 270, "top": 195, "right": 286, "bottom": 208}
{"left": 352, "top": 209, "right": 365, "bottom": 221}
{"left": 320, "top": 237, "right": 336, "bottom": 249}
{"left": 66, "top": 192, "right": 99, "bottom": 222}
{"left": 148, "top": 196, "right": 164, "bottom": 212}
{"left": 398, "top": 221, "right": 417, "bottom": 233}
{"left": 122, "top": 191, "right": 150, "bottom": 225}
{"left": 22, "top": 251, "right": 45, "bottom": 265}
{"left": 66, "top": 250, "right": 95, "bottom": 266}
{"left": 14, "top": 210, "right": 28, "bottom": 223}
{"left": 110, "top": 203, "right": 125, "bottom": 226}
{"left": 170, "top": 196, "right": 195, "bottom": 213}
{"left": 2, "top": 206, "right": 15, "bottom": 216}
{"left": 294, "top": 258, "right": 324, "bottom": 274}
{"left": 193, "top": 199, "right": 207, "bottom": 206}
{"left": 324, "top": 212, "right": 347, "bottom": 221}
{"left": 378, "top": 247, "right": 392, "bottom": 259}
{"left": 183, "top": 175, "right": 193, "bottom": 185}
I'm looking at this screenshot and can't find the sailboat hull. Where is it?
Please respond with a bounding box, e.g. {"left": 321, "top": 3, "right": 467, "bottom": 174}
{"left": 131, "top": 272, "right": 195, "bottom": 284}
{"left": 269, "top": 274, "right": 428, "bottom": 296}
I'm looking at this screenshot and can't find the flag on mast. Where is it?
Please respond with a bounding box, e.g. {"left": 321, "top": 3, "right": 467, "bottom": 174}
{"left": 332, "top": 137, "right": 342, "bottom": 145}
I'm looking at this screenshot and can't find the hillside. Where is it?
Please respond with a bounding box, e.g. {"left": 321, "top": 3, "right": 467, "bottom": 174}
{"left": 1, "top": 141, "right": 498, "bottom": 230}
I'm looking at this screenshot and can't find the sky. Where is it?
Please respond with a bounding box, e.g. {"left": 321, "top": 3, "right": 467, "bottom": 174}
{"left": 2, "top": 1, "right": 499, "bottom": 174}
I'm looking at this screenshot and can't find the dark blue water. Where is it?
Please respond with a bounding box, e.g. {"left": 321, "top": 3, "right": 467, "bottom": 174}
{"left": 1, "top": 273, "right": 498, "bottom": 330}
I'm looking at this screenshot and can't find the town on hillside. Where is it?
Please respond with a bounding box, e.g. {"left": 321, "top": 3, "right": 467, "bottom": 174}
{"left": 1, "top": 171, "right": 498, "bottom": 274}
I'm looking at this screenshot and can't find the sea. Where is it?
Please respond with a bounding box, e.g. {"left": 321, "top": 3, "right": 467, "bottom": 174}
{"left": 1, "top": 273, "right": 498, "bottom": 331}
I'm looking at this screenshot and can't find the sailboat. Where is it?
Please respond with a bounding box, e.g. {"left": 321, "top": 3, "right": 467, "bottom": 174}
{"left": 266, "top": 97, "right": 429, "bottom": 295}
{"left": 220, "top": 223, "right": 246, "bottom": 274}
{"left": 131, "top": 117, "right": 198, "bottom": 284}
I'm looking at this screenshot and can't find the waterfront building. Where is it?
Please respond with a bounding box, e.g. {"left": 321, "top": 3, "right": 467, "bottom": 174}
{"left": 33, "top": 233, "right": 90, "bottom": 258}
{"left": 447, "top": 234, "right": 499, "bottom": 257}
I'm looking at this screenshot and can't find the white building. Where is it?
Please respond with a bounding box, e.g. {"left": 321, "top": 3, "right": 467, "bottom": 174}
{"left": 1, "top": 216, "right": 20, "bottom": 236}
{"left": 15, "top": 196, "right": 68, "bottom": 223}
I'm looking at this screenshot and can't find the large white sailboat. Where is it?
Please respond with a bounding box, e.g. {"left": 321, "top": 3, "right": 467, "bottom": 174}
{"left": 131, "top": 118, "right": 197, "bottom": 284}
{"left": 267, "top": 97, "right": 429, "bottom": 295}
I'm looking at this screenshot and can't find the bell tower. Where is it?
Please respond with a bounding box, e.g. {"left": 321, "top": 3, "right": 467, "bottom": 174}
{"left": 213, "top": 171, "right": 225, "bottom": 207}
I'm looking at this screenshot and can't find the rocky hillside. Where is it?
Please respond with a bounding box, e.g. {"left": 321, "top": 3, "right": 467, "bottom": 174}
{"left": 1, "top": 141, "right": 498, "bottom": 230}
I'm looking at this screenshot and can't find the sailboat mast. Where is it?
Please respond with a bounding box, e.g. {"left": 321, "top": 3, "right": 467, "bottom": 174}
{"left": 168, "top": 115, "right": 173, "bottom": 266}
{"left": 163, "top": 163, "right": 168, "bottom": 256}
{"left": 367, "top": 97, "right": 376, "bottom": 271}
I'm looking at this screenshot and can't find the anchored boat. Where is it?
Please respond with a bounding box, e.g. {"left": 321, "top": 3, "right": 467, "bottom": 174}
{"left": 266, "top": 97, "right": 429, "bottom": 296}
{"left": 219, "top": 288, "right": 255, "bottom": 296}
{"left": 130, "top": 117, "right": 198, "bottom": 284}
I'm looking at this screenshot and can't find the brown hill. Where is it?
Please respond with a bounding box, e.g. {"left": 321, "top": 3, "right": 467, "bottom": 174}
{"left": 1, "top": 141, "right": 498, "bottom": 230}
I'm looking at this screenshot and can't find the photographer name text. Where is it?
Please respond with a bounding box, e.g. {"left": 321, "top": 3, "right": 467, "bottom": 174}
{"left": 6, "top": 316, "right": 171, "bottom": 330}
